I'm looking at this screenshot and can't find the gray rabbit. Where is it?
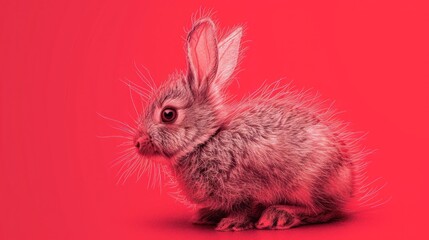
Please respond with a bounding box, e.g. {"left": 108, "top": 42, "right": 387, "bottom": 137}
{"left": 121, "top": 17, "right": 371, "bottom": 231}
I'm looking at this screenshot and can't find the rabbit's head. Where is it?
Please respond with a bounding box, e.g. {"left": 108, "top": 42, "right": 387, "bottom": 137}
{"left": 134, "top": 18, "right": 243, "bottom": 160}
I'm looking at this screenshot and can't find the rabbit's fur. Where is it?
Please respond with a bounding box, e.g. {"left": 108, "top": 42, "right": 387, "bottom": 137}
{"left": 133, "top": 18, "right": 366, "bottom": 231}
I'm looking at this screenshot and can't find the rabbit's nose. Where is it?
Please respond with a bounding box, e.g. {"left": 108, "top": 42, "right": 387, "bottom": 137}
{"left": 135, "top": 137, "right": 145, "bottom": 151}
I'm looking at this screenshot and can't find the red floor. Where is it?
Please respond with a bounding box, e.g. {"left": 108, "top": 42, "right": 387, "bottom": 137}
{"left": 1, "top": 0, "right": 428, "bottom": 239}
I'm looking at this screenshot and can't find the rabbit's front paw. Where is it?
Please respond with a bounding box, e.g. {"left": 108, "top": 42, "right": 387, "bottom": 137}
{"left": 215, "top": 214, "right": 254, "bottom": 231}
{"left": 256, "top": 205, "right": 300, "bottom": 230}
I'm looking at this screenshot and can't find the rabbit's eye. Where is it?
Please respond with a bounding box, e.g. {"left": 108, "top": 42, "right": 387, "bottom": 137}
{"left": 161, "top": 108, "right": 177, "bottom": 123}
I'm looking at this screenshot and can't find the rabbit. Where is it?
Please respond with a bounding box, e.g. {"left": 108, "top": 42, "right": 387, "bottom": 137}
{"left": 129, "top": 17, "right": 371, "bottom": 231}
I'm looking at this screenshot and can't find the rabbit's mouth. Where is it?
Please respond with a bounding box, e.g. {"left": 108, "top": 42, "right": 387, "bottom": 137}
{"left": 137, "top": 146, "right": 158, "bottom": 156}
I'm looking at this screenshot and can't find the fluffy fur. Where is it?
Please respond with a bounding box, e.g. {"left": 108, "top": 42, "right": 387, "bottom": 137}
{"left": 115, "top": 17, "right": 377, "bottom": 231}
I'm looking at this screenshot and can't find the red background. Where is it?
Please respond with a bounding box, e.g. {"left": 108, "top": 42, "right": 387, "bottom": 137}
{"left": 1, "top": 0, "right": 428, "bottom": 239}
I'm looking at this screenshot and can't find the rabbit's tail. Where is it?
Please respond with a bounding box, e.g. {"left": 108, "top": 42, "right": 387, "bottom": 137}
{"left": 326, "top": 116, "right": 390, "bottom": 214}
{"left": 343, "top": 140, "right": 390, "bottom": 213}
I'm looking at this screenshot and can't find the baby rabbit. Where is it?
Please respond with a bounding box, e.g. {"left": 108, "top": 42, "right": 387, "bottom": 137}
{"left": 131, "top": 17, "right": 367, "bottom": 231}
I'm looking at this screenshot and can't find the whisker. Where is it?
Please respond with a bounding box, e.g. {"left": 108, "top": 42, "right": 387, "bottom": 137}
{"left": 133, "top": 61, "right": 156, "bottom": 91}
{"left": 137, "top": 156, "right": 147, "bottom": 180}
{"left": 125, "top": 78, "right": 153, "bottom": 94}
{"left": 146, "top": 161, "right": 153, "bottom": 189}
{"left": 140, "top": 64, "right": 157, "bottom": 88}
{"left": 152, "top": 162, "right": 158, "bottom": 189}
{"left": 127, "top": 84, "right": 140, "bottom": 118}
{"left": 117, "top": 147, "right": 136, "bottom": 155}
{"left": 110, "top": 125, "right": 136, "bottom": 135}
{"left": 122, "top": 79, "right": 152, "bottom": 98}
{"left": 117, "top": 141, "right": 133, "bottom": 147}
{"left": 97, "top": 135, "right": 133, "bottom": 140}
{"left": 116, "top": 157, "right": 134, "bottom": 184}
{"left": 111, "top": 151, "right": 136, "bottom": 168}
{"left": 123, "top": 157, "right": 141, "bottom": 183}
{"left": 157, "top": 164, "right": 162, "bottom": 193}
{"left": 98, "top": 113, "right": 136, "bottom": 132}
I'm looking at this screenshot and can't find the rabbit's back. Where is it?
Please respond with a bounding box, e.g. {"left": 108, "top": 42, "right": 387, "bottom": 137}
{"left": 224, "top": 99, "right": 353, "bottom": 208}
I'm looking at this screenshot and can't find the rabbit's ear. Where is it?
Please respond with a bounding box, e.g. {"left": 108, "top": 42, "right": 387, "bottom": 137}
{"left": 187, "top": 18, "right": 218, "bottom": 93}
{"left": 215, "top": 27, "right": 243, "bottom": 87}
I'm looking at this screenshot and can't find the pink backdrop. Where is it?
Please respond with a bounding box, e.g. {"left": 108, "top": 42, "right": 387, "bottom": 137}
{"left": 1, "top": 0, "right": 428, "bottom": 239}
